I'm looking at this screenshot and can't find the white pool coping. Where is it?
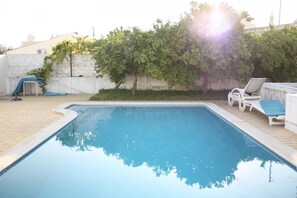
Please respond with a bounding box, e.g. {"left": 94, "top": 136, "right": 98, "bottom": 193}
{"left": 1, "top": 101, "right": 297, "bottom": 173}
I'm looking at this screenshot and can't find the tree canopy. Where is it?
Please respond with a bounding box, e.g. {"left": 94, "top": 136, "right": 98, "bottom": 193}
{"left": 25, "top": 1, "right": 297, "bottom": 95}
{"left": 250, "top": 26, "right": 297, "bottom": 82}
{"left": 0, "top": 45, "right": 7, "bottom": 54}
{"left": 92, "top": 2, "right": 255, "bottom": 94}
{"left": 28, "top": 36, "right": 94, "bottom": 81}
{"left": 187, "top": 2, "right": 253, "bottom": 93}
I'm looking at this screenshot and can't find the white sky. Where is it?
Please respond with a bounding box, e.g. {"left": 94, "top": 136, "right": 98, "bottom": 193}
{"left": 0, "top": 0, "right": 296, "bottom": 48}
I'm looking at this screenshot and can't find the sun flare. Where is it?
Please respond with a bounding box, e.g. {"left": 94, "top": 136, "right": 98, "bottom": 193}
{"left": 209, "top": 6, "right": 232, "bottom": 36}
{"left": 191, "top": 5, "right": 234, "bottom": 39}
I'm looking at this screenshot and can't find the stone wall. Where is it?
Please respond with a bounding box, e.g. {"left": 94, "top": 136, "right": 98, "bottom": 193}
{"left": 285, "top": 94, "right": 297, "bottom": 134}
{"left": 4, "top": 54, "right": 46, "bottom": 95}
{"left": 6, "top": 54, "right": 46, "bottom": 78}
{"left": 2, "top": 54, "right": 239, "bottom": 94}
{"left": 51, "top": 55, "right": 96, "bottom": 77}
{"left": 0, "top": 55, "right": 6, "bottom": 95}
{"left": 262, "top": 83, "right": 297, "bottom": 105}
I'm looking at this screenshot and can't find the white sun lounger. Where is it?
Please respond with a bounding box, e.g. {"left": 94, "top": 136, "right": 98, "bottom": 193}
{"left": 248, "top": 100, "right": 285, "bottom": 126}
{"left": 228, "top": 78, "right": 266, "bottom": 111}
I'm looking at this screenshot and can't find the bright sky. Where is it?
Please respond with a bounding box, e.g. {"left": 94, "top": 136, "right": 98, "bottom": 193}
{"left": 0, "top": 0, "right": 296, "bottom": 48}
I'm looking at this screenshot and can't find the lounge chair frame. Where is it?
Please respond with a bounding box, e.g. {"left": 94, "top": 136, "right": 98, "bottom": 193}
{"left": 228, "top": 78, "right": 266, "bottom": 112}
{"left": 248, "top": 100, "right": 285, "bottom": 126}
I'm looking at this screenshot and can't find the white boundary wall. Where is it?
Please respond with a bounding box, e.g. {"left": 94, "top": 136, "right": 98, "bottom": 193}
{"left": 285, "top": 94, "right": 297, "bottom": 134}
{"left": 0, "top": 55, "right": 7, "bottom": 95}
{"left": 4, "top": 54, "right": 46, "bottom": 95}
{"left": 262, "top": 83, "right": 297, "bottom": 105}
{"left": 2, "top": 54, "right": 239, "bottom": 94}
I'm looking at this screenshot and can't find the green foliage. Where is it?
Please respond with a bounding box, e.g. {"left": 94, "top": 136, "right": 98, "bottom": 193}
{"left": 26, "top": 55, "right": 55, "bottom": 92}
{"left": 93, "top": 27, "right": 159, "bottom": 95}
{"left": 152, "top": 19, "right": 203, "bottom": 89}
{"left": 27, "top": 36, "right": 94, "bottom": 87}
{"left": 92, "top": 2, "right": 296, "bottom": 95}
{"left": 92, "top": 19, "right": 205, "bottom": 93}
{"left": 92, "top": 28, "right": 129, "bottom": 88}
{"left": 5, "top": 2, "right": 297, "bottom": 97}
{"left": 250, "top": 26, "right": 297, "bottom": 82}
{"left": 123, "top": 28, "right": 156, "bottom": 95}
{"left": 240, "top": 11, "right": 254, "bottom": 22}
{"left": 0, "top": 45, "right": 7, "bottom": 54}
{"left": 187, "top": 2, "right": 253, "bottom": 93}
{"left": 90, "top": 89, "right": 228, "bottom": 101}
{"left": 92, "top": 3, "right": 254, "bottom": 95}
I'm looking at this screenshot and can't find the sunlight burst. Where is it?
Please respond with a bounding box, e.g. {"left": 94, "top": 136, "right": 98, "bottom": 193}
{"left": 191, "top": 5, "right": 234, "bottom": 39}
{"left": 209, "top": 6, "right": 232, "bottom": 37}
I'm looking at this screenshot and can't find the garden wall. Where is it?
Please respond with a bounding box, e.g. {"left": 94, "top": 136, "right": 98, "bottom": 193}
{"left": 3, "top": 54, "right": 239, "bottom": 94}
{"left": 4, "top": 54, "right": 46, "bottom": 95}
{"left": 0, "top": 55, "right": 7, "bottom": 96}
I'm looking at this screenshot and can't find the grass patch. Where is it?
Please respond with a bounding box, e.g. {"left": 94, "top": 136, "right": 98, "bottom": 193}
{"left": 90, "top": 89, "right": 229, "bottom": 101}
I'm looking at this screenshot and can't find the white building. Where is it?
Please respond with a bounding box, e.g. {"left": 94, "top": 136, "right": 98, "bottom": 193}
{"left": 6, "top": 32, "right": 79, "bottom": 55}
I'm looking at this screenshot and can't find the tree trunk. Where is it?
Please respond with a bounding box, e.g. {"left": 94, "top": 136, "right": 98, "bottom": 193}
{"left": 202, "top": 72, "right": 208, "bottom": 95}
{"left": 115, "top": 80, "right": 122, "bottom": 89}
{"left": 131, "top": 73, "right": 138, "bottom": 96}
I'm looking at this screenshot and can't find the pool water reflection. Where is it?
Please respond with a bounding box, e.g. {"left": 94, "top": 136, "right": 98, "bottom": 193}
{"left": 0, "top": 106, "right": 296, "bottom": 198}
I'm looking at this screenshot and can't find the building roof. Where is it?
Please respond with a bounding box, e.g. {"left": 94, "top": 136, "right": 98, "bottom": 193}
{"left": 6, "top": 32, "right": 79, "bottom": 55}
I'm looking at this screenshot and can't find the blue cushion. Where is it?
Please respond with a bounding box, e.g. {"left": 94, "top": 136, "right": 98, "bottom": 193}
{"left": 260, "top": 100, "right": 285, "bottom": 116}
{"left": 43, "top": 92, "right": 67, "bottom": 96}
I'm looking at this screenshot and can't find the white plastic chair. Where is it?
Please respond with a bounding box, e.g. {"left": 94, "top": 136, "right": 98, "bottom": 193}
{"left": 228, "top": 78, "right": 266, "bottom": 111}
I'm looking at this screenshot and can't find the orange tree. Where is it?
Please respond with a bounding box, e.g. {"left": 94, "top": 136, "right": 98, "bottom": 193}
{"left": 250, "top": 26, "right": 297, "bottom": 82}
{"left": 93, "top": 2, "right": 255, "bottom": 95}
{"left": 187, "top": 2, "right": 254, "bottom": 94}
{"left": 93, "top": 27, "right": 159, "bottom": 95}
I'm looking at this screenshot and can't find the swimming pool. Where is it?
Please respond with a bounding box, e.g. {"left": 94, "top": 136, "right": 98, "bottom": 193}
{"left": 0, "top": 104, "right": 296, "bottom": 197}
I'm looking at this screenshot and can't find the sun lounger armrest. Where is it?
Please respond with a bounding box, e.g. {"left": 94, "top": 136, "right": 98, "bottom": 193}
{"left": 229, "top": 88, "right": 245, "bottom": 97}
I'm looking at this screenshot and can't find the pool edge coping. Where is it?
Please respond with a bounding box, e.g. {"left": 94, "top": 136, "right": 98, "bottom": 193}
{"left": 0, "top": 101, "right": 296, "bottom": 172}
{"left": 206, "top": 103, "right": 297, "bottom": 169}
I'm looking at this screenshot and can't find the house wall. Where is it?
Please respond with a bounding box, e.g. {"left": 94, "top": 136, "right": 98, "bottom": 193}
{"left": 5, "top": 54, "right": 239, "bottom": 94}
{"left": 0, "top": 55, "right": 7, "bottom": 96}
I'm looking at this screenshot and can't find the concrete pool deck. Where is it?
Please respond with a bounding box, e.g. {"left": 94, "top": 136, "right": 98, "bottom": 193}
{"left": 0, "top": 94, "right": 91, "bottom": 153}
{"left": 0, "top": 95, "right": 297, "bottom": 169}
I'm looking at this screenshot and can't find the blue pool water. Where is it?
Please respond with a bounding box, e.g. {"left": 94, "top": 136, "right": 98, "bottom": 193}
{"left": 0, "top": 105, "right": 296, "bottom": 197}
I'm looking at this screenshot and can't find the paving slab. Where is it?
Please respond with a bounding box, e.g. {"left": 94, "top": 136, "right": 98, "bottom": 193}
{"left": 0, "top": 94, "right": 91, "bottom": 153}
